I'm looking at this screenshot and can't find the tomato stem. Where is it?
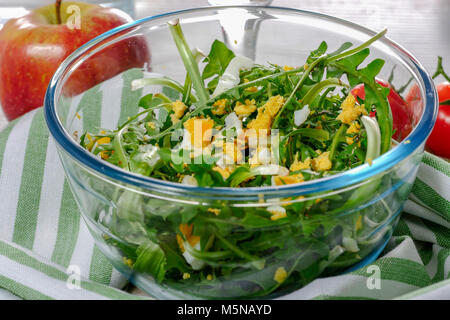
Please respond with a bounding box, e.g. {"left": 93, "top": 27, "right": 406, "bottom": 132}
{"left": 432, "top": 56, "right": 450, "bottom": 82}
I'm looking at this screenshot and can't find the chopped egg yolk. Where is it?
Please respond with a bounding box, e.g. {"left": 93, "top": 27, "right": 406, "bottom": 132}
{"left": 243, "top": 79, "right": 258, "bottom": 92}
{"left": 247, "top": 95, "right": 285, "bottom": 135}
{"left": 273, "top": 173, "right": 304, "bottom": 185}
{"left": 213, "top": 166, "right": 233, "bottom": 180}
{"left": 207, "top": 208, "right": 221, "bottom": 216}
{"left": 212, "top": 99, "right": 227, "bottom": 115}
{"left": 336, "top": 94, "right": 367, "bottom": 124}
{"left": 183, "top": 117, "right": 215, "bottom": 148}
{"left": 176, "top": 224, "right": 200, "bottom": 253}
{"left": 99, "top": 151, "right": 110, "bottom": 160}
{"left": 85, "top": 134, "right": 94, "bottom": 150}
{"left": 172, "top": 100, "right": 187, "bottom": 119}
{"left": 290, "top": 157, "right": 311, "bottom": 171}
{"left": 346, "top": 121, "right": 361, "bottom": 145}
{"left": 123, "top": 257, "right": 134, "bottom": 268}
{"left": 207, "top": 274, "right": 213, "bottom": 281}
{"left": 96, "top": 137, "right": 111, "bottom": 145}
{"left": 283, "top": 65, "right": 294, "bottom": 71}
{"left": 234, "top": 99, "right": 257, "bottom": 118}
{"left": 267, "top": 206, "right": 287, "bottom": 221}
{"left": 183, "top": 273, "right": 191, "bottom": 280}
{"left": 311, "top": 151, "right": 332, "bottom": 171}
{"left": 274, "top": 267, "right": 287, "bottom": 284}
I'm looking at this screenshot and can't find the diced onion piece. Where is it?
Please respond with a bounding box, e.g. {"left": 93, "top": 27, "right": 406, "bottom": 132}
{"left": 224, "top": 112, "right": 242, "bottom": 131}
{"left": 294, "top": 105, "right": 310, "bottom": 126}
{"left": 251, "top": 164, "right": 289, "bottom": 176}
{"left": 342, "top": 237, "right": 360, "bottom": 252}
{"left": 183, "top": 242, "right": 205, "bottom": 270}
{"left": 212, "top": 56, "right": 254, "bottom": 97}
{"left": 181, "top": 175, "right": 198, "bottom": 186}
{"left": 361, "top": 115, "right": 381, "bottom": 162}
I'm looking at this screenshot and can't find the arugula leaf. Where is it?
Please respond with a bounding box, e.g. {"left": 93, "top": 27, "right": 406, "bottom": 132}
{"left": 202, "top": 40, "right": 236, "bottom": 80}
{"left": 133, "top": 239, "right": 167, "bottom": 282}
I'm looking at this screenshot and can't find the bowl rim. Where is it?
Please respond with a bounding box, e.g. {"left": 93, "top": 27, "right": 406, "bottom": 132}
{"left": 44, "top": 5, "right": 438, "bottom": 199}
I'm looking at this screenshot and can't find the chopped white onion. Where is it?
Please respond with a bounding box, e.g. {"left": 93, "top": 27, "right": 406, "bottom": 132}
{"left": 294, "top": 105, "right": 310, "bottom": 126}
{"left": 181, "top": 175, "right": 198, "bottom": 186}
{"left": 266, "top": 205, "right": 286, "bottom": 215}
{"left": 252, "top": 164, "right": 289, "bottom": 176}
{"left": 224, "top": 112, "right": 242, "bottom": 131}
{"left": 361, "top": 115, "right": 381, "bottom": 162}
{"left": 342, "top": 237, "right": 360, "bottom": 252}
{"left": 183, "top": 242, "right": 205, "bottom": 270}
{"left": 212, "top": 56, "right": 254, "bottom": 97}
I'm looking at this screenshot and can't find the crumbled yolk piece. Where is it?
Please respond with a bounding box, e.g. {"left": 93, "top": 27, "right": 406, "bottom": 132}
{"left": 312, "top": 151, "right": 332, "bottom": 171}
{"left": 123, "top": 257, "right": 134, "bottom": 268}
{"left": 99, "top": 150, "right": 109, "bottom": 160}
{"left": 183, "top": 117, "right": 215, "bottom": 148}
{"left": 274, "top": 267, "right": 287, "bottom": 284}
{"left": 336, "top": 94, "right": 367, "bottom": 124}
{"left": 271, "top": 212, "right": 287, "bottom": 221}
{"left": 345, "top": 122, "right": 361, "bottom": 145}
{"left": 246, "top": 86, "right": 258, "bottom": 92}
{"left": 290, "top": 157, "right": 311, "bottom": 171}
{"left": 268, "top": 207, "right": 287, "bottom": 221}
{"left": 207, "top": 274, "right": 213, "bottom": 281}
{"left": 367, "top": 158, "right": 373, "bottom": 166}
{"left": 96, "top": 137, "right": 111, "bottom": 145}
{"left": 347, "top": 121, "right": 361, "bottom": 134}
{"left": 283, "top": 65, "right": 294, "bottom": 71}
{"left": 212, "top": 99, "right": 227, "bottom": 115}
{"left": 247, "top": 95, "right": 285, "bottom": 135}
{"left": 183, "top": 273, "right": 191, "bottom": 280}
{"left": 213, "top": 166, "right": 233, "bottom": 180}
{"left": 273, "top": 174, "right": 304, "bottom": 186}
{"left": 172, "top": 100, "right": 187, "bottom": 119}
{"left": 208, "top": 208, "right": 221, "bottom": 216}
{"left": 85, "top": 134, "right": 94, "bottom": 150}
{"left": 176, "top": 224, "right": 200, "bottom": 253}
{"left": 234, "top": 99, "right": 257, "bottom": 117}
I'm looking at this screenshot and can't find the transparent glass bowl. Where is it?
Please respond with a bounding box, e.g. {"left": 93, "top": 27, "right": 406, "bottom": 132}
{"left": 44, "top": 6, "right": 438, "bottom": 299}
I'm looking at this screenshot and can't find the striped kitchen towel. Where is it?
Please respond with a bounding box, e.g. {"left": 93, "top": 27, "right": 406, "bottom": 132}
{"left": 0, "top": 69, "right": 449, "bottom": 300}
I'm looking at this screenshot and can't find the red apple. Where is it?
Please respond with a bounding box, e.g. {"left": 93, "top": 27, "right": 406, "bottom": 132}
{"left": 0, "top": 1, "right": 150, "bottom": 120}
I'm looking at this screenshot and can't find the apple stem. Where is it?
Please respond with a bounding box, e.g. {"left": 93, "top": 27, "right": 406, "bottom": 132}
{"left": 56, "top": 0, "right": 62, "bottom": 25}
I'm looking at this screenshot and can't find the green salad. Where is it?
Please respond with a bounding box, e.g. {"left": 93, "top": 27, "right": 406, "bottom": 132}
{"left": 81, "top": 20, "right": 394, "bottom": 298}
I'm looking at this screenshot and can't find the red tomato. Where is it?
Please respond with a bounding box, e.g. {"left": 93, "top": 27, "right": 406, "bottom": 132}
{"left": 419, "top": 82, "right": 450, "bottom": 159}
{"left": 405, "top": 84, "right": 422, "bottom": 126}
{"left": 351, "top": 79, "right": 412, "bottom": 141}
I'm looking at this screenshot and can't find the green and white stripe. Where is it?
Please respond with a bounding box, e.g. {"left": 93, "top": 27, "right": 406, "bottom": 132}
{"left": 0, "top": 69, "right": 449, "bottom": 299}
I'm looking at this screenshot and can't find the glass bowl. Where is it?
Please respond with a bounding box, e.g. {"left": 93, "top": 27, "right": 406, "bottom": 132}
{"left": 44, "top": 6, "right": 438, "bottom": 299}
